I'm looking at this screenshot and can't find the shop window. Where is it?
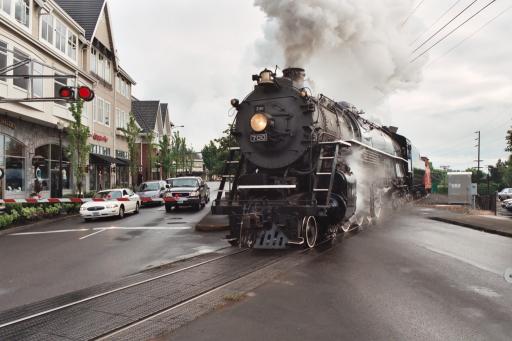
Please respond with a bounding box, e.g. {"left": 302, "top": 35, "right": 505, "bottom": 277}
{"left": 33, "top": 144, "right": 70, "bottom": 194}
{"left": 13, "top": 48, "right": 29, "bottom": 90}
{"left": 3, "top": 135, "right": 25, "bottom": 194}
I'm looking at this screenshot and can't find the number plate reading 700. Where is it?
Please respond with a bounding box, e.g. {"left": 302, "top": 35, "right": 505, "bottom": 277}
{"left": 250, "top": 133, "right": 268, "bottom": 143}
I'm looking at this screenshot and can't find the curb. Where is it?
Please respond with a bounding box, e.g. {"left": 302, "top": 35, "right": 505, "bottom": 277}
{"left": 0, "top": 214, "right": 79, "bottom": 237}
{"left": 430, "top": 217, "right": 512, "bottom": 239}
{"left": 195, "top": 223, "right": 230, "bottom": 232}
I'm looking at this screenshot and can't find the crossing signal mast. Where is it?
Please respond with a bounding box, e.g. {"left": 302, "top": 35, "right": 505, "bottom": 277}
{"left": 0, "top": 45, "right": 94, "bottom": 104}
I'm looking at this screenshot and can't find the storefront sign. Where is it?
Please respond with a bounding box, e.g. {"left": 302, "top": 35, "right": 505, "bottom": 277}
{"left": 0, "top": 117, "right": 16, "bottom": 130}
{"left": 92, "top": 133, "right": 108, "bottom": 142}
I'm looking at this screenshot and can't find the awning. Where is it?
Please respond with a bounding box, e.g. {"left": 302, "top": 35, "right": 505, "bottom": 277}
{"left": 89, "top": 153, "right": 118, "bottom": 166}
{"left": 115, "top": 157, "right": 130, "bottom": 166}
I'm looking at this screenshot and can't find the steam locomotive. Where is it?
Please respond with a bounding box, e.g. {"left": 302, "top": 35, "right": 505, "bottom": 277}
{"left": 212, "top": 68, "right": 429, "bottom": 249}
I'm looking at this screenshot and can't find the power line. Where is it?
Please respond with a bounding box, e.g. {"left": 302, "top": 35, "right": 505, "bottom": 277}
{"left": 401, "top": 0, "right": 428, "bottom": 27}
{"left": 410, "top": 0, "right": 498, "bottom": 63}
{"left": 426, "top": 4, "right": 512, "bottom": 68}
{"left": 410, "top": 0, "right": 464, "bottom": 46}
{"left": 412, "top": 0, "right": 480, "bottom": 54}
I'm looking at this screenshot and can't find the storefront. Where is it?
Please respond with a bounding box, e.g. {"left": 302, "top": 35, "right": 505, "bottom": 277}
{"left": 89, "top": 153, "right": 130, "bottom": 191}
{"left": 0, "top": 115, "right": 68, "bottom": 199}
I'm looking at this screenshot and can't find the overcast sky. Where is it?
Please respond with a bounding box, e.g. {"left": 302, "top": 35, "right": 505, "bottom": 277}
{"left": 109, "top": 0, "right": 512, "bottom": 171}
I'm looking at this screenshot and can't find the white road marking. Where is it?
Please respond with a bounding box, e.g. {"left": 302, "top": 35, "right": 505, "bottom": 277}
{"left": 423, "top": 245, "right": 502, "bottom": 276}
{"left": 8, "top": 226, "right": 192, "bottom": 238}
{"left": 9, "top": 229, "right": 89, "bottom": 236}
{"left": 79, "top": 229, "right": 106, "bottom": 240}
{"left": 95, "top": 226, "right": 191, "bottom": 231}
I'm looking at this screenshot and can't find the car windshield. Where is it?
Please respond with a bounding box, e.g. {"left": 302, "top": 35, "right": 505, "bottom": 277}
{"left": 139, "top": 182, "right": 160, "bottom": 191}
{"left": 171, "top": 178, "right": 198, "bottom": 187}
{"left": 93, "top": 191, "right": 122, "bottom": 199}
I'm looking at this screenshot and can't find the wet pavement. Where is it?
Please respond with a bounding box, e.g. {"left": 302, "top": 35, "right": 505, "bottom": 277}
{"left": 0, "top": 183, "right": 226, "bottom": 311}
{"left": 169, "top": 207, "right": 512, "bottom": 341}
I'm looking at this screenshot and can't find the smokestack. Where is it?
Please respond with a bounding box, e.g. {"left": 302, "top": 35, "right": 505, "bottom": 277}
{"left": 283, "top": 67, "right": 305, "bottom": 88}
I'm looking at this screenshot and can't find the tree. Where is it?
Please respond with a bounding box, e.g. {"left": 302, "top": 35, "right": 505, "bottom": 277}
{"left": 506, "top": 127, "right": 512, "bottom": 153}
{"left": 158, "top": 135, "right": 172, "bottom": 178}
{"left": 170, "top": 131, "right": 195, "bottom": 176}
{"left": 117, "top": 113, "right": 141, "bottom": 189}
{"left": 201, "top": 124, "right": 238, "bottom": 178}
{"left": 68, "top": 100, "right": 90, "bottom": 197}
{"left": 146, "top": 130, "right": 156, "bottom": 180}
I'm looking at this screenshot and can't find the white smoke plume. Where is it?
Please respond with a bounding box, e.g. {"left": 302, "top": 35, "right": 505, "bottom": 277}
{"left": 254, "top": 0, "right": 426, "bottom": 111}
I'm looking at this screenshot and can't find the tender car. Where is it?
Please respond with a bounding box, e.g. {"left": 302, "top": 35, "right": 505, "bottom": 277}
{"left": 136, "top": 180, "right": 168, "bottom": 206}
{"left": 498, "top": 188, "right": 512, "bottom": 201}
{"left": 80, "top": 188, "right": 140, "bottom": 221}
{"left": 164, "top": 177, "right": 208, "bottom": 212}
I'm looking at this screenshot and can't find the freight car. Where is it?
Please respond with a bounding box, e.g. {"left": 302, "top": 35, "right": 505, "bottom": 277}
{"left": 212, "top": 68, "right": 429, "bottom": 249}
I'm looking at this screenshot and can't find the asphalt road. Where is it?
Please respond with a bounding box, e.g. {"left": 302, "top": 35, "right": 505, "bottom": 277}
{"left": 170, "top": 207, "right": 512, "bottom": 341}
{"left": 0, "top": 183, "right": 226, "bottom": 312}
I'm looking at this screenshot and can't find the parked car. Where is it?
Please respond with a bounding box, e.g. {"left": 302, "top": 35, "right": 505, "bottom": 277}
{"left": 80, "top": 188, "right": 140, "bottom": 221}
{"left": 164, "top": 177, "right": 209, "bottom": 212}
{"left": 136, "top": 180, "right": 168, "bottom": 206}
{"left": 498, "top": 188, "right": 512, "bottom": 201}
{"left": 501, "top": 198, "right": 512, "bottom": 210}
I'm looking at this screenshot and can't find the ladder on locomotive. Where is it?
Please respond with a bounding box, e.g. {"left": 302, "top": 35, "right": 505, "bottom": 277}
{"left": 216, "top": 147, "right": 243, "bottom": 205}
{"left": 312, "top": 141, "right": 348, "bottom": 207}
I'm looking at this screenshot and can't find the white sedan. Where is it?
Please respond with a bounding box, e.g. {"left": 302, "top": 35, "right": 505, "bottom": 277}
{"left": 80, "top": 188, "right": 141, "bottom": 221}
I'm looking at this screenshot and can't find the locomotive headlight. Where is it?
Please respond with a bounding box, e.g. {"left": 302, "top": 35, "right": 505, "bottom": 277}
{"left": 250, "top": 113, "right": 269, "bottom": 132}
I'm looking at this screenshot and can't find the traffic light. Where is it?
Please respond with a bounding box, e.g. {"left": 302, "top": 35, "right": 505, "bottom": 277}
{"left": 57, "top": 86, "right": 95, "bottom": 102}
{"left": 58, "top": 86, "right": 74, "bottom": 99}
{"left": 78, "top": 86, "right": 95, "bottom": 102}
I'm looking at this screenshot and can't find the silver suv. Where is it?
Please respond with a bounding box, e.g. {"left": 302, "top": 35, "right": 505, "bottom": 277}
{"left": 498, "top": 188, "right": 512, "bottom": 201}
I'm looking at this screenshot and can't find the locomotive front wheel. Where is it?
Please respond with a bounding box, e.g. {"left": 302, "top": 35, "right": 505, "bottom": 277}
{"left": 303, "top": 216, "right": 318, "bottom": 248}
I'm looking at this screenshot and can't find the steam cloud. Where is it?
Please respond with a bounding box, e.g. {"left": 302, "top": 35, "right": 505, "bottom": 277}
{"left": 254, "top": 0, "right": 426, "bottom": 110}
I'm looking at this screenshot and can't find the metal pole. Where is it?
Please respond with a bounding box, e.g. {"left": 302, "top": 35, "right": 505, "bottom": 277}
{"left": 58, "top": 130, "right": 63, "bottom": 198}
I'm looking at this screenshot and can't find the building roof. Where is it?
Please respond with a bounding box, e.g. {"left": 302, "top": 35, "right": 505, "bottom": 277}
{"left": 131, "top": 100, "right": 160, "bottom": 133}
{"left": 160, "top": 103, "right": 168, "bottom": 122}
{"left": 55, "top": 0, "right": 106, "bottom": 41}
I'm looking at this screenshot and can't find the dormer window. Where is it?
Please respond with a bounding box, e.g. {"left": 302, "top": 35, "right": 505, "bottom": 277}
{"left": 14, "top": 0, "right": 29, "bottom": 27}
{"left": 40, "top": 13, "right": 78, "bottom": 63}
{"left": 1, "top": 0, "right": 31, "bottom": 29}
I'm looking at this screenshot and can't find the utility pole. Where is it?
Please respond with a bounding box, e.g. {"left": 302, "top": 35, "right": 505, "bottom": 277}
{"left": 474, "top": 131, "right": 483, "bottom": 185}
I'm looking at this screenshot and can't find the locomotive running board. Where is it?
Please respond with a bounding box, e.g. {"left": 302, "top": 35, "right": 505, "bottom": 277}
{"left": 238, "top": 185, "right": 297, "bottom": 189}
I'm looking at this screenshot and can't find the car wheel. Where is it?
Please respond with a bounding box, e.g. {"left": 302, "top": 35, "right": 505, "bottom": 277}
{"left": 84, "top": 218, "right": 91, "bottom": 222}
{"left": 135, "top": 202, "right": 140, "bottom": 214}
{"left": 193, "top": 203, "right": 201, "bottom": 211}
{"left": 165, "top": 205, "right": 172, "bottom": 213}
{"left": 118, "top": 206, "right": 125, "bottom": 219}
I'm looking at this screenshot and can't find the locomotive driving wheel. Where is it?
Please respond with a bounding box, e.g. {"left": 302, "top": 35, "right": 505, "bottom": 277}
{"left": 303, "top": 216, "right": 318, "bottom": 248}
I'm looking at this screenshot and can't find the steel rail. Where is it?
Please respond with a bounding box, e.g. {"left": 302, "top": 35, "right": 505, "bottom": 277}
{"left": 94, "top": 238, "right": 339, "bottom": 340}
{"left": 0, "top": 248, "right": 250, "bottom": 329}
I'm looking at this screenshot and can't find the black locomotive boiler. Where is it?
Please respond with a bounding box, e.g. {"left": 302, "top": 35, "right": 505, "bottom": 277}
{"left": 212, "top": 68, "right": 428, "bottom": 249}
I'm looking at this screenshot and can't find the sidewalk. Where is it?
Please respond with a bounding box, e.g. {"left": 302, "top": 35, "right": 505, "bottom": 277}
{"left": 430, "top": 210, "right": 512, "bottom": 238}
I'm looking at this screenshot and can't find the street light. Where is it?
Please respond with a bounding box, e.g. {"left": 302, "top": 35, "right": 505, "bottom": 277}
{"left": 56, "top": 121, "right": 64, "bottom": 198}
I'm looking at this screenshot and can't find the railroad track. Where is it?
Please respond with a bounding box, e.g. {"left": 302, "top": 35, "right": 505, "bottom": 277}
{"left": 0, "top": 241, "right": 332, "bottom": 341}
{"left": 0, "top": 223, "right": 355, "bottom": 341}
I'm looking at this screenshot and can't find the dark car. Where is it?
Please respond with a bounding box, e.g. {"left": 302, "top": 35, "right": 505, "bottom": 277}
{"left": 136, "top": 180, "right": 168, "bottom": 206}
{"left": 164, "top": 177, "right": 209, "bottom": 212}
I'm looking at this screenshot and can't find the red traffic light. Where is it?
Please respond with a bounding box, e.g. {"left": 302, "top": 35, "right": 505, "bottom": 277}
{"left": 78, "top": 86, "right": 95, "bottom": 102}
{"left": 58, "top": 86, "right": 74, "bottom": 99}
